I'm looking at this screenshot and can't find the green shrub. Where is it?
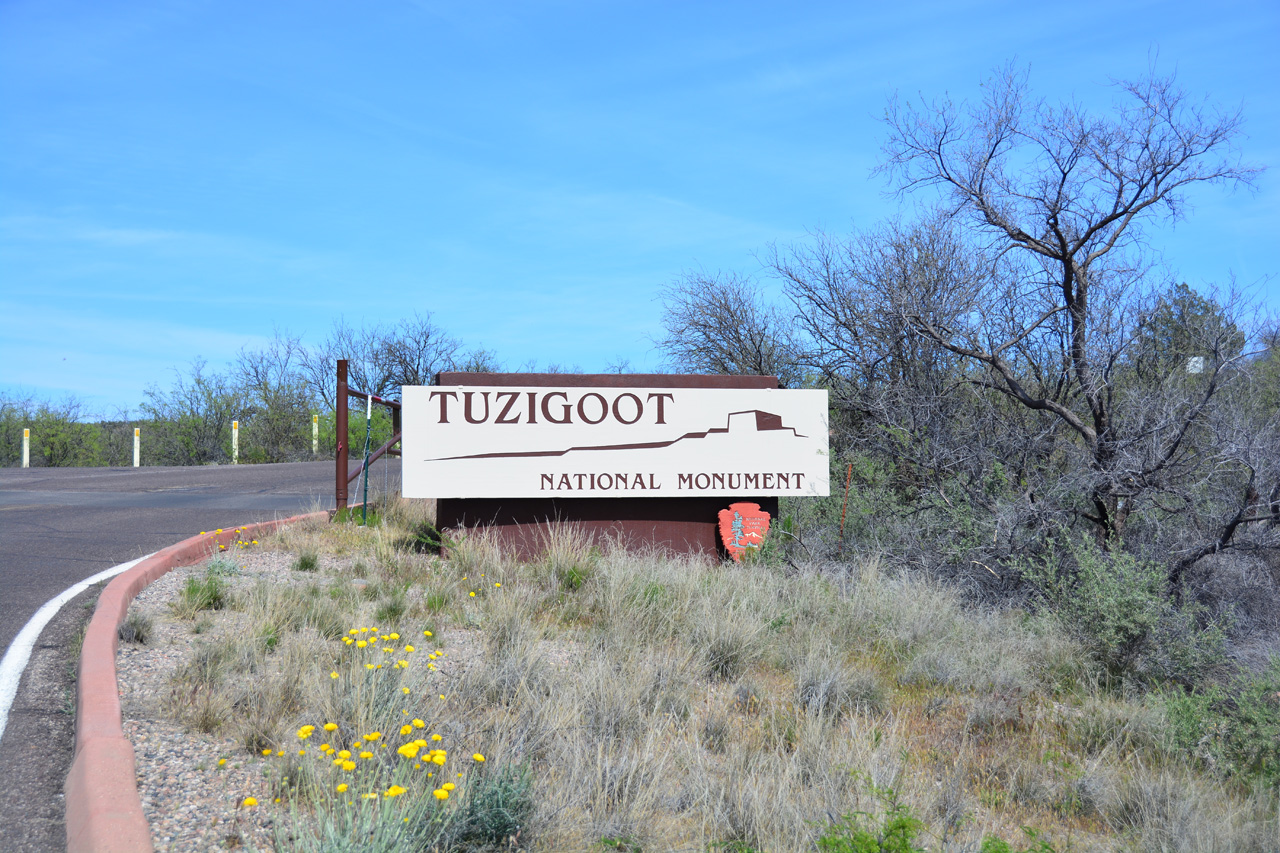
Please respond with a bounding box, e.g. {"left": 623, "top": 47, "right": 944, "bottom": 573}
{"left": 1163, "top": 656, "right": 1280, "bottom": 784}
{"left": 980, "top": 829, "right": 1060, "bottom": 852}
{"left": 334, "top": 506, "right": 382, "bottom": 526}
{"left": 402, "top": 521, "right": 442, "bottom": 555}
{"left": 817, "top": 785, "right": 925, "bottom": 853}
{"left": 173, "top": 572, "right": 228, "bottom": 618}
{"left": 292, "top": 551, "right": 319, "bottom": 572}
{"left": 1021, "top": 534, "right": 1163, "bottom": 674}
{"left": 118, "top": 609, "right": 153, "bottom": 644}
{"left": 432, "top": 762, "right": 534, "bottom": 850}
{"left": 1021, "top": 533, "right": 1228, "bottom": 682}
{"left": 205, "top": 555, "right": 240, "bottom": 576}
{"left": 422, "top": 589, "right": 450, "bottom": 613}
{"left": 374, "top": 592, "right": 407, "bottom": 624}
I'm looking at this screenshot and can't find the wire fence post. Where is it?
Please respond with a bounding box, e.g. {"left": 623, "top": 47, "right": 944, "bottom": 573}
{"left": 360, "top": 395, "right": 373, "bottom": 524}
{"left": 133, "top": 428, "right": 140, "bottom": 467}
{"left": 232, "top": 420, "right": 239, "bottom": 464}
{"left": 312, "top": 414, "right": 319, "bottom": 455}
{"left": 22, "top": 428, "right": 29, "bottom": 468}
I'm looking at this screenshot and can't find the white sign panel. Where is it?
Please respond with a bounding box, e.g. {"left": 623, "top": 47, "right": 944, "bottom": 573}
{"left": 401, "top": 385, "right": 829, "bottom": 499}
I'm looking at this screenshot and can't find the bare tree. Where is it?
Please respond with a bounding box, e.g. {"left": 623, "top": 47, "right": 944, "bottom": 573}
{"left": 301, "top": 318, "right": 390, "bottom": 409}
{"left": 656, "top": 270, "right": 801, "bottom": 387}
{"left": 235, "top": 330, "right": 313, "bottom": 462}
{"left": 877, "top": 64, "right": 1265, "bottom": 567}
{"left": 301, "top": 313, "right": 462, "bottom": 406}
{"left": 778, "top": 215, "right": 1069, "bottom": 581}
{"left": 376, "top": 312, "right": 463, "bottom": 388}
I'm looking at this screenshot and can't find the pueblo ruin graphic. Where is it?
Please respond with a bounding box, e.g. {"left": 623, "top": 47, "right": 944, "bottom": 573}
{"left": 427, "top": 410, "right": 806, "bottom": 461}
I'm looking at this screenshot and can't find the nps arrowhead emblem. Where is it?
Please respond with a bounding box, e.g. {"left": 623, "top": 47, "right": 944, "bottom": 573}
{"left": 718, "top": 502, "right": 771, "bottom": 562}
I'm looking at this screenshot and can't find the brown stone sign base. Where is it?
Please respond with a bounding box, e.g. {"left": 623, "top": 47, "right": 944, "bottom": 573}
{"left": 437, "top": 496, "right": 779, "bottom": 561}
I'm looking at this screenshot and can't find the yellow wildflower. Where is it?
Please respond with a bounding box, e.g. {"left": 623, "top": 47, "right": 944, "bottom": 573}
{"left": 385, "top": 785, "right": 407, "bottom": 798}
{"left": 336, "top": 783, "right": 348, "bottom": 793}
{"left": 473, "top": 753, "right": 486, "bottom": 762}
{"left": 433, "top": 788, "right": 449, "bottom": 800}
{"left": 242, "top": 796, "right": 257, "bottom": 807}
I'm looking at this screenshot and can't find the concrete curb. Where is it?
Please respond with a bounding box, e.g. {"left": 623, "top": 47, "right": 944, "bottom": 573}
{"left": 65, "top": 511, "right": 331, "bottom": 853}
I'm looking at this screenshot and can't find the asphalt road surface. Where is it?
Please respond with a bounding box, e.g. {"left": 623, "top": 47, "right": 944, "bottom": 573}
{"left": 0, "top": 459, "right": 400, "bottom": 851}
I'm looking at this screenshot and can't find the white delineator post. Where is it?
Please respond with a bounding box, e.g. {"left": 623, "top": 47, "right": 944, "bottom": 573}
{"left": 312, "top": 414, "right": 319, "bottom": 455}
{"left": 22, "top": 428, "right": 29, "bottom": 468}
{"left": 133, "top": 427, "right": 140, "bottom": 467}
{"left": 232, "top": 420, "right": 239, "bottom": 464}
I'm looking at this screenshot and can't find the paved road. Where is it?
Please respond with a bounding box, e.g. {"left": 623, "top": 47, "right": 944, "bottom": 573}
{"left": 0, "top": 459, "right": 400, "bottom": 851}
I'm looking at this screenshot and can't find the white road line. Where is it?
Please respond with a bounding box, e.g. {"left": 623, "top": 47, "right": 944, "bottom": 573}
{"left": 0, "top": 553, "right": 156, "bottom": 743}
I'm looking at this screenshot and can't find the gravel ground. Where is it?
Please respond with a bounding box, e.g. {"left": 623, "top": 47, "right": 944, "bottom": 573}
{"left": 116, "top": 545, "right": 484, "bottom": 852}
{"left": 119, "top": 550, "right": 295, "bottom": 852}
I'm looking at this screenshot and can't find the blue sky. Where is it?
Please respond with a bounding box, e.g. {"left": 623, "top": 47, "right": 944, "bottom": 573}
{"left": 2, "top": 0, "right": 1277, "bottom": 413}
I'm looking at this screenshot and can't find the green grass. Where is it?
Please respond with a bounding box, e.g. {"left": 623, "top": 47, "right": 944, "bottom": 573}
{"left": 292, "top": 551, "right": 319, "bottom": 572}
{"left": 171, "top": 571, "right": 228, "bottom": 619}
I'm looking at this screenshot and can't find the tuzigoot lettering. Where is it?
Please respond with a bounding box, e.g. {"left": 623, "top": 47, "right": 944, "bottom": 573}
{"left": 430, "top": 390, "right": 674, "bottom": 426}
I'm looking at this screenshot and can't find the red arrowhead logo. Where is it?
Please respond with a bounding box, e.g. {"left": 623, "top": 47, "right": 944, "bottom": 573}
{"left": 718, "top": 502, "right": 771, "bottom": 561}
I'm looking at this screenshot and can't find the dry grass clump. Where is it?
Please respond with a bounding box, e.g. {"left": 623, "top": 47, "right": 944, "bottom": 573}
{"left": 152, "top": 503, "right": 1277, "bottom": 852}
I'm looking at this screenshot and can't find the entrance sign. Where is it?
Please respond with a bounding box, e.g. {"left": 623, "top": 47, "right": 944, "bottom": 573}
{"left": 402, "top": 385, "right": 829, "bottom": 499}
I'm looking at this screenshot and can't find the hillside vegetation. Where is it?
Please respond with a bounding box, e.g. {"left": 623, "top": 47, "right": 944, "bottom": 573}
{"left": 144, "top": 500, "right": 1278, "bottom": 852}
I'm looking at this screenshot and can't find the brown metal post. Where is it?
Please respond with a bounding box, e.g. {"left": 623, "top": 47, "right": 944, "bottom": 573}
{"left": 391, "top": 406, "right": 401, "bottom": 456}
{"left": 336, "top": 359, "right": 348, "bottom": 510}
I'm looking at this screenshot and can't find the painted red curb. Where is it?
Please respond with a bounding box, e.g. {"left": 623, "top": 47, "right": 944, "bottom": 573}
{"left": 65, "top": 511, "right": 331, "bottom": 853}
